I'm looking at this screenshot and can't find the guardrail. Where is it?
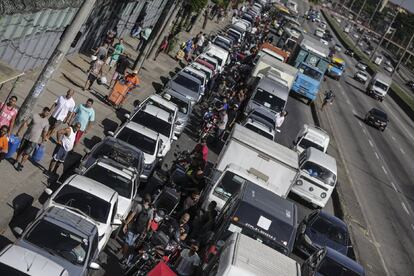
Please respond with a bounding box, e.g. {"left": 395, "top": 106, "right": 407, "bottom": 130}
{"left": 322, "top": 9, "right": 414, "bottom": 121}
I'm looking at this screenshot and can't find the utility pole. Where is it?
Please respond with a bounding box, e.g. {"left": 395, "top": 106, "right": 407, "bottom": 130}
{"left": 370, "top": 9, "right": 399, "bottom": 60}
{"left": 355, "top": 0, "right": 382, "bottom": 47}
{"left": 393, "top": 32, "right": 414, "bottom": 76}
{"left": 16, "top": 0, "right": 97, "bottom": 126}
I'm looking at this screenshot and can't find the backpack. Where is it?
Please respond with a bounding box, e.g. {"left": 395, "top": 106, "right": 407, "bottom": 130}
{"left": 131, "top": 205, "right": 152, "bottom": 234}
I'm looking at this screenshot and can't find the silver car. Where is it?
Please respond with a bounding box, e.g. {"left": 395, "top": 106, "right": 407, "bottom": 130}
{"left": 165, "top": 71, "right": 203, "bottom": 105}
{"left": 162, "top": 89, "right": 192, "bottom": 136}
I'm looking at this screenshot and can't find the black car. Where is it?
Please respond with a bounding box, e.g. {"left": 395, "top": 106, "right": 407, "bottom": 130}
{"left": 406, "top": 80, "right": 414, "bottom": 90}
{"left": 295, "top": 210, "right": 350, "bottom": 257}
{"left": 365, "top": 108, "right": 388, "bottom": 131}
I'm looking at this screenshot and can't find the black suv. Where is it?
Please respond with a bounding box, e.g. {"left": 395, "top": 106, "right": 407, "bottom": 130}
{"left": 365, "top": 108, "right": 388, "bottom": 131}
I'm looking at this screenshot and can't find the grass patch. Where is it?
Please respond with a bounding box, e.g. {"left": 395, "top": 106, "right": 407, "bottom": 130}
{"left": 322, "top": 10, "right": 414, "bottom": 113}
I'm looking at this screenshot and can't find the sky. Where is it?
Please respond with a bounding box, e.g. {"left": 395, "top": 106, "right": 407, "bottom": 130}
{"left": 391, "top": 0, "right": 414, "bottom": 12}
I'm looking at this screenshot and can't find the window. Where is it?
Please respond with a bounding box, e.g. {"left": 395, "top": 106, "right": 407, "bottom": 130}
{"left": 131, "top": 111, "right": 171, "bottom": 138}
{"left": 298, "top": 63, "right": 322, "bottom": 81}
{"left": 244, "top": 123, "right": 274, "bottom": 140}
{"left": 252, "top": 89, "right": 286, "bottom": 113}
{"left": 301, "top": 161, "right": 336, "bottom": 186}
{"left": 84, "top": 166, "right": 132, "bottom": 198}
{"left": 213, "top": 172, "right": 248, "bottom": 203}
{"left": 116, "top": 127, "right": 157, "bottom": 155}
{"left": 173, "top": 74, "right": 200, "bottom": 93}
{"left": 298, "top": 138, "right": 325, "bottom": 152}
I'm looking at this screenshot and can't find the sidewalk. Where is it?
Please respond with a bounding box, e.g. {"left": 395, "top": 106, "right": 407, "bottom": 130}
{"left": 0, "top": 11, "right": 231, "bottom": 237}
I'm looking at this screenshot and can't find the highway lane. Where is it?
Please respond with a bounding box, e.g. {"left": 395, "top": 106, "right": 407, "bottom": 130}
{"left": 300, "top": 6, "right": 414, "bottom": 275}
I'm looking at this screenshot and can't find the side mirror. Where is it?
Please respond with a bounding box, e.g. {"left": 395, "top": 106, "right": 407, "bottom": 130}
{"left": 107, "top": 131, "right": 114, "bottom": 137}
{"left": 44, "top": 188, "right": 53, "bottom": 196}
{"left": 13, "top": 227, "right": 23, "bottom": 236}
{"left": 173, "top": 135, "right": 178, "bottom": 141}
{"left": 89, "top": 262, "right": 101, "bottom": 270}
{"left": 124, "top": 113, "right": 130, "bottom": 119}
{"left": 139, "top": 174, "right": 148, "bottom": 181}
{"left": 74, "top": 167, "right": 84, "bottom": 174}
{"left": 112, "top": 218, "right": 122, "bottom": 226}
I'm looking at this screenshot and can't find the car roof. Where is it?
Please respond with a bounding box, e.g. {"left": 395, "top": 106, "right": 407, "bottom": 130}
{"left": 141, "top": 104, "right": 172, "bottom": 123}
{"left": 257, "top": 76, "right": 289, "bottom": 99}
{"left": 146, "top": 94, "right": 178, "bottom": 112}
{"left": 0, "top": 244, "right": 68, "bottom": 276}
{"left": 190, "top": 62, "right": 213, "bottom": 75}
{"left": 123, "top": 121, "right": 159, "bottom": 140}
{"left": 66, "top": 175, "right": 118, "bottom": 203}
{"left": 198, "top": 54, "right": 218, "bottom": 65}
{"left": 163, "top": 89, "right": 192, "bottom": 103}
{"left": 183, "top": 66, "right": 207, "bottom": 79}
{"left": 305, "top": 147, "right": 337, "bottom": 173}
{"left": 175, "top": 70, "right": 203, "bottom": 84}
{"left": 370, "top": 108, "right": 387, "bottom": 117}
{"left": 93, "top": 156, "right": 136, "bottom": 178}
{"left": 325, "top": 247, "right": 365, "bottom": 274}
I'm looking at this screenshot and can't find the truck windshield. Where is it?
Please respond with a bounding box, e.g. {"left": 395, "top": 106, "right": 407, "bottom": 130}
{"left": 253, "top": 89, "right": 286, "bottom": 113}
{"left": 299, "top": 138, "right": 325, "bottom": 152}
{"left": 374, "top": 80, "right": 389, "bottom": 91}
{"left": 332, "top": 62, "right": 344, "bottom": 70}
{"left": 213, "top": 171, "right": 249, "bottom": 202}
{"left": 317, "top": 257, "right": 361, "bottom": 276}
{"left": 301, "top": 161, "right": 336, "bottom": 186}
{"left": 298, "top": 63, "right": 322, "bottom": 81}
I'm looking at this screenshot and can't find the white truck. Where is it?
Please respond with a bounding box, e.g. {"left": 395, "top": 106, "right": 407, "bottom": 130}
{"left": 251, "top": 50, "right": 298, "bottom": 91}
{"left": 293, "top": 124, "right": 330, "bottom": 153}
{"left": 202, "top": 233, "right": 301, "bottom": 275}
{"left": 366, "top": 72, "right": 392, "bottom": 102}
{"left": 202, "top": 124, "right": 299, "bottom": 210}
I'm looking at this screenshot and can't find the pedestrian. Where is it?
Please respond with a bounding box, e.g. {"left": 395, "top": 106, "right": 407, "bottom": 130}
{"left": 48, "top": 122, "right": 80, "bottom": 175}
{"left": 0, "top": 125, "right": 9, "bottom": 162}
{"left": 14, "top": 107, "right": 50, "bottom": 171}
{"left": 187, "top": 14, "right": 198, "bottom": 32}
{"left": 173, "top": 213, "right": 191, "bottom": 241}
{"left": 121, "top": 194, "right": 153, "bottom": 264}
{"left": 191, "top": 138, "right": 208, "bottom": 163}
{"left": 153, "top": 36, "right": 169, "bottom": 61}
{"left": 217, "top": 110, "right": 228, "bottom": 141}
{"left": 94, "top": 42, "right": 109, "bottom": 60}
{"left": 84, "top": 54, "right": 105, "bottom": 91}
{"left": 123, "top": 70, "right": 141, "bottom": 93}
{"left": 103, "top": 29, "right": 116, "bottom": 47}
{"left": 136, "top": 25, "right": 153, "bottom": 51}
{"left": 195, "top": 32, "right": 205, "bottom": 55}
{"left": 106, "top": 38, "right": 125, "bottom": 70}
{"left": 46, "top": 89, "right": 76, "bottom": 139}
{"left": 131, "top": 21, "right": 143, "bottom": 38}
{"left": 227, "top": 104, "right": 239, "bottom": 129}
{"left": 109, "top": 53, "right": 130, "bottom": 88}
{"left": 69, "top": 98, "right": 95, "bottom": 146}
{"left": 184, "top": 39, "right": 193, "bottom": 62}
{"left": 202, "top": 7, "right": 209, "bottom": 29}
{"left": 174, "top": 240, "right": 201, "bottom": 276}
{"left": 276, "top": 110, "right": 288, "bottom": 129}
{"left": 0, "top": 96, "right": 18, "bottom": 135}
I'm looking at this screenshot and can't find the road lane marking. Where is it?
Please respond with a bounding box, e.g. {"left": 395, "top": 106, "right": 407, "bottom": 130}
{"left": 346, "top": 99, "right": 351, "bottom": 104}
{"left": 358, "top": 121, "right": 363, "bottom": 127}
{"left": 382, "top": 166, "right": 388, "bottom": 175}
{"left": 368, "top": 139, "right": 374, "bottom": 147}
{"left": 391, "top": 182, "right": 398, "bottom": 192}
{"left": 375, "top": 152, "right": 380, "bottom": 159}
{"left": 391, "top": 136, "right": 396, "bottom": 141}
{"left": 402, "top": 202, "right": 410, "bottom": 215}
{"left": 412, "top": 224, "right": 414, "bottom": 231}
{"left": 400, "top": 148, "right": 405, "bottom": 155}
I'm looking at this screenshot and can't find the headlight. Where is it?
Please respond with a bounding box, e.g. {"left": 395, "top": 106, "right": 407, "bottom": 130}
{"left": 296, "top": 179, "right": 303, "bottom": 186}
{"left": 304, "top": 234, "right": 313, "bottom": 245}
{"left": 321, "top": 192, "right": 327, "bottom": 198}
{"left": 142, "top": 253, "right": 149, "bottom": 260}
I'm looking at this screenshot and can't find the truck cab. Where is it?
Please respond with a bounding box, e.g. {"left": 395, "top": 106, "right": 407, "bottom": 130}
{"left": 293, "top": 124, "right": 330, "bottom": 153}
{"left": 327, "top": 56, "right": 345, "bottom": 80}
{"left": 292, "top": 147, "right": 337, "bottom": 209}
{"left": 366, "top": 72, "right": 392, "bottom": 102}
{"left": 203, "top": 233, "right": 301, "bottom": 276}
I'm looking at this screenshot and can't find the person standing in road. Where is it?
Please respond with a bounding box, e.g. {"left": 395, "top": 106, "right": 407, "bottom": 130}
{"left": 174, "top": 240, "right": 201, "bottom": 276}
{"left": 0, "top": 125, "right": 9, "bottom": 162}
{"left": 69, "top": 98, "right": 95, "bottom": 146}
{"left": 106, "top": 38, "right": 125, "bottom": 70}
{"left": 217, "top": 110, "right": 228, "bottom": 141}
{"left": 94, "top": 42, "right": 109, "bottom": 60}
{"left": 136, "top": 25, "right": 153, "bottom": 51}
{"left": 47, "top": 122, "right": 80, "bottom": 175}
{"left": 14, "top": 107, "right": 50, "bottom": 171}
{"left": 153, "top": 36, "right": 169, "bottom": 61}
{"left": 194, "top": 32, "right": 205, "bottom": 55}
{"left": 0, "top": 96, "right": 18, "bottom": 135}
{"left": 46, "top": 89, "right": 76, "bottom": 139}
{"left": 109, "top": 53, "right": 130, "bottom": 89}
{"left": 275, "top": 110, "right": 288, "bottom": 130}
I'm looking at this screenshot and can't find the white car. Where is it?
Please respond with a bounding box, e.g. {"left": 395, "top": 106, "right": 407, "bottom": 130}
{"left": 43, "top": 175, "right": 118, "bottom": 252}
{"left": 384, "top": 65, "right": 394, "bottom": 73}
{"left": 320, "top": 38, "right": 328, "bottom": 45}
{"left": 203, "top": 44, "right": 230, "bottom": 73}
{"left": 182, "top": 66, "right": 208, "bottom": 96}
{"left": 127, "top": 104, "right": 177, "bottom": 157}
{"left": 353, "top": 33, "right": 359, "bottom": 39}
{"left": 136, "top": 94, "right": 178, "bottom": 130}
{"left": 354, "top": 70, "right": 369, "bottom": 84}
{"left": 356, "top": 62, "right": 367, "bottom": 71}
{"left": 111, "top": 121, "right": 163, "bottom": 180}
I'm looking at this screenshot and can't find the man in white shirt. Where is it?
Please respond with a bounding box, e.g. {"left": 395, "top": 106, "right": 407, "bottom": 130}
{"left": 175, "top": 240, "right": 201, "bottom": 276}
{"left": 276, "top": 110, "right": 288, "bottom": 130}
{"left": 47, "top": 89, "right": 76, "bottom": 138}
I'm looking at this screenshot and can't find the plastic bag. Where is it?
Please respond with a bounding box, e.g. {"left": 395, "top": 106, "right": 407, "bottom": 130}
{"left": 32, "top": 144, "right": 45, "bottom": 162}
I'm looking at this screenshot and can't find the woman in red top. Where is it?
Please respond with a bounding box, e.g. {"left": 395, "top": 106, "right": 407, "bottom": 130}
{"left": 0, "top": 96, "right": 18, "bottom": 135}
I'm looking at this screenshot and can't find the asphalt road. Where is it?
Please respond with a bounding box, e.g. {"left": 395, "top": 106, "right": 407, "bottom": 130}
{"left": 302, "top": 5, "right": 414, "bottom": 275}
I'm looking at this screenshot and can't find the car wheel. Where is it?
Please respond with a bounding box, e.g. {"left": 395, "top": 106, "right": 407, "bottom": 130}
{"left": 379, "top": 98, "right": 383, "bottom": 102}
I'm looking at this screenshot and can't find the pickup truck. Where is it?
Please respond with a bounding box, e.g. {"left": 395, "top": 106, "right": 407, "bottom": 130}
{"left": 354, "top": 70, "right": 369, "bottom": 84}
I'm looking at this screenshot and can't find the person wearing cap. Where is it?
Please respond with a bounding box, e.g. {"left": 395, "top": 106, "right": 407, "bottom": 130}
{"left": 124, "top": 70, "right": 140, "bottom": 92}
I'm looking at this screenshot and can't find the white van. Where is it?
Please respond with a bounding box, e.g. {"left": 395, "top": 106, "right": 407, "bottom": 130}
{"left": 204, "top": 44, "right": 230, "bottom": 73}
{"left": 202, "top": 233, "right": 301, "bottom": 276}
{"left": 292, "top": 148, "right": 337, "bottom": 208}
{"left": 293, "top": 124, "right": 330, "bottom": 153}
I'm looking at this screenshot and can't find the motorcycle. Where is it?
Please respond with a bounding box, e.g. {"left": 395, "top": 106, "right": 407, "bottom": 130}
{"left": 321, "top": 90, "right": 335, "bottom": 110}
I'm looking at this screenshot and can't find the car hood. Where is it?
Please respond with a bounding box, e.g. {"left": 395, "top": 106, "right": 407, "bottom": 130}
{"left": 306, "top": 228, "right": 347, "bottom": 255}
{"left": 117, "top": 196, "right": 132, "bottom": 219}
{"left": 143, "top": 151, "right": 156, "bottom": 165}
{"left": 169, "top": 81, "right": 200, "bottom": 102}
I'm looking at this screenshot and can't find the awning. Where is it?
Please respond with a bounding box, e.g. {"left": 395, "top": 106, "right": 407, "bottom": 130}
{"left": 0, "top": 61, "right": 24, "bottom": 85}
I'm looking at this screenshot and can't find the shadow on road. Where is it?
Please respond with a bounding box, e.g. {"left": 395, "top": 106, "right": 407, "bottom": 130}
{"left": 0, "top": 236, "right": 12, "bottom": 250}
{"left": 345, "top": 79, "right": 366, "bottom": 94}
{"left": 152, "top": 82, "right": 164, "bottom": 94}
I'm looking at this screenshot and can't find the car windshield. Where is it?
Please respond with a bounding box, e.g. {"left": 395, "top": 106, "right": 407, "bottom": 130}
{"left": 374, "top": 80, "right": 389, "bottom": 91}
{"left": 213, "top": 171, "right": 249, "bottom": 202}
{"left": 311, "top": 217, "right": 348, "bottom": 245}
{"left": 84, "top": 165, "right": 132, "bottom": 198}
{"left": 215, "top": 37, "right": 231, "bottom": 49}
{"left": 299, "top": 138, "right": 325, "bottom": 152}
{"left": 54, "top": 185, "right": 110, "bottom": 223}
{"left": 173, "top": 74, "right": 200, "bottom": 93}
{"left": 244, "top": 123, "right": 274, "bottom": 140}
{"left": 317, "top": 257, "right": 360, "bottom": 276}
{"left": 298, "top": 63, "right": 323, "bottom": 81}
{"left": 25, "top": 220, "right": 88, "bottom": 265}
{"left": 332, "top": 62, "right": 344, "bottom": 69}
{"left": 371, "top": 109, "right": 388, "bottom": 120}
{"left": 301, "top": 161, "right": 336, "bottom": 186}
{"left": 197, "top": 68, "right": 211, "bottom": 79}
{"left": 132, "top": 111, "right": 171, "bottom": 138}
{"left": 117, "top": 127, "right": 156, "bottom": 155}
{"left": 358, "top": 71, "right": 368, "bottom": 77}
{"left": 250, "top": 111, "right": 276, "bottom": 127}
{"left": 184, "top": 70, "right": 205, "bottom": 84}
{"left": 253, "top": 89, "right": 286, "bottom": 113}
{"left": 169, "top": 96, "right": 189, "bottom": 114}
{"left": 0, "top": 263, "right": 30, "bottom": 276}
{"left": 208, "top": 53, "right": 223, "bottom": 66}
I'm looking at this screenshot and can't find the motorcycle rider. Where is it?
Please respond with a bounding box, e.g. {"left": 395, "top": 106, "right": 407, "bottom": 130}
{"left": 321, "top": 90, "right": 335, "bottom": 111}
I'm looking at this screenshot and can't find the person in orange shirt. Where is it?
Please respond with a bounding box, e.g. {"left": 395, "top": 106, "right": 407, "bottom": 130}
{"left": 124, "top": 70, "right": 140, "bottom": 92}
{"left": 0, "top": 125, "right": 9, "bottom": 162}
